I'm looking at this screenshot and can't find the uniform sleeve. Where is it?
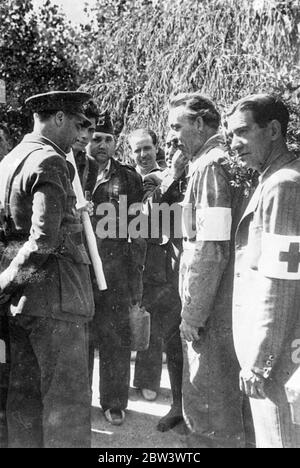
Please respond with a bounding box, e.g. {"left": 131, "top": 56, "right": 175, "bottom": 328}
{"left": 181, "top": 162, "right": 232, "bottom": 327}
{"left": 247, "top": 177, "right": 300, "bottom": 377}
{"left": 0, "top": 155, "right": 67, "bottom": 294}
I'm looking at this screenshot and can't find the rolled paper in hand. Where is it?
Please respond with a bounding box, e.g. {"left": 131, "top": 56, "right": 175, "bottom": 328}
{"left": 67, "top": 150, "right": 107, "bottom": 291}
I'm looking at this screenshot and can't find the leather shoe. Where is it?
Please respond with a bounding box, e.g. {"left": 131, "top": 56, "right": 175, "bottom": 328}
{"left": 104, "top": 409, "right": 125, "bottom": 426}
{"left": 157, "top": 405, "right": 183, "bottom": 432}
{"left": 141, "top": 388, "right": 157, "bottom": 401}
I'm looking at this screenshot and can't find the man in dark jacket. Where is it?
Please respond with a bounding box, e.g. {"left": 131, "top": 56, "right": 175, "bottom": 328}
{"left": 128, "top": 128, "right": 185, "bottom": 432}
{"left": 0, "top": 91, "right": 95, "bottom": 448}
{"left": 88, "top": 113, "right": 146, "bottom": 426}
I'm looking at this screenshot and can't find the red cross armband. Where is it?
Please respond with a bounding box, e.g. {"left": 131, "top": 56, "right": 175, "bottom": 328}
{"left": 258, "top": 233, "right": 300, "bottom": 280}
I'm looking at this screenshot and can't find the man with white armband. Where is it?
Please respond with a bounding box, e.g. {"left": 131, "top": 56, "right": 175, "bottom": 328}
{"left": 225, "top": 93, "right": 300, "bottom": 448}
{"left": 168, "top": 93, "right": 247, "bottom": 448}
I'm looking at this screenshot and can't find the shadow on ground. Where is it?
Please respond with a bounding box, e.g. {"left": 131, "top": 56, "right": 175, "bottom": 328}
{"left": 91, "top": 385, "right": 187, "bottom": 448}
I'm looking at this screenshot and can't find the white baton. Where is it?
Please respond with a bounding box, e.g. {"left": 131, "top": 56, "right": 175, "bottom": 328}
{"left": 67, "top": 150, "right": 107, "bottom": 291}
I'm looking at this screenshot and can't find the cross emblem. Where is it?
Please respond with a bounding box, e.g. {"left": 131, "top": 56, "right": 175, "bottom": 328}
{"left": 279, "top": 242, "right": 300, "bottom": 273}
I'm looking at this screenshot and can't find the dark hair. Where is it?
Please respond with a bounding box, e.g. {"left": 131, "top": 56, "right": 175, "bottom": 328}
{"left": 225, "top": 93, "right": 289, "bottom": 138}
{"left": 169, "top": 92, "right": 221, "bottom": 130}
{"left": 83, "top": 99, "right": 99, "bottom": 120}
{"left": 128, "top": 128, "right": 158, "bottom": 146}
{"left": 35, "top": 110, "right": 57, "bottom": 121}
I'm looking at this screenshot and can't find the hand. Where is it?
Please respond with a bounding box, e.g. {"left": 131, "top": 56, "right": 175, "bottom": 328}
{"left": 171, "top": 149, "right": 189, "bottom": 180}
{"left": 239, "top": 368, "right": 267, "bottom": 399}
{"left": 179, "top": 318, "right": 201, "bottom": 342}
{"left": 77, "top": 200, "right": 94, "bottom": 217}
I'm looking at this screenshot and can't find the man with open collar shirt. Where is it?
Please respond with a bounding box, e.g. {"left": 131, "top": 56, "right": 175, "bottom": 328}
{"left": 0, "top": 91, "right": 95, "bottom": 448}
{"left": 169, "top": 92, "right": 246, "bottom": 448}
{"left": 225, "top": 93, "right": 300, "bottom": 448}
{"left": 88, "top": 113, "right": 146, "bottom": 426}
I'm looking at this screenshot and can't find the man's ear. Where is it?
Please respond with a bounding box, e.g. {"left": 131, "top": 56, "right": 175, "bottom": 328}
{"left": 195, "top": 115, "right": 204, "bottom": 132}
{"left": 54, "top": 111, "right": 65, "bottom": 128}
{"left": 269, "top": 119, "right": 282, "bottom": 140}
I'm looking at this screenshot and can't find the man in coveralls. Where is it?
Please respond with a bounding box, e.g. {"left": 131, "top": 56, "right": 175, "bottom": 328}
{"left": 169, "top": 92, "right": 246, "bottom": 447}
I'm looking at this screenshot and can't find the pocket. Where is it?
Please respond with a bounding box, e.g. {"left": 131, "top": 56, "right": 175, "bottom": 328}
{"left": 58, "top": 258, "right": 94, "bottom": 317}
{"left": 143, "top": 243, "right": 167, "bottom": 284}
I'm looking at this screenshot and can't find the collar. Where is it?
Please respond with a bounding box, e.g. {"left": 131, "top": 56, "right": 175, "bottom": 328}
{"left": 25, "top": 133, "right": 67, "bottom": 158}
{"left": 97, "top": 158, "right": 112, "bottom": 182}
{"left": 258, "top": 150, "right": 297, "bottom": 184}
{"left": 240, "top": 150, "right": 298, "bottom": 223}
{"left": 137, "top": 163, "right": 161, "bottom": 179}
{"left": 187, "top": 133, "right": 225, "bottom": 178}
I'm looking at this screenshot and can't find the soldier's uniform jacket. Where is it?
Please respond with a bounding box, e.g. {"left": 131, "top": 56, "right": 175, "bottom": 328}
{"left": 75, "top": 150, "right": 98, "bottom": 194}
{"left": 233, "top": 151, "right": 300, "bottom": 386}
{"left": 0, "top": 133, "right": 94, "bottom": 323}
{"left": 92, "top": 157, "right": 146, "bottom": 307}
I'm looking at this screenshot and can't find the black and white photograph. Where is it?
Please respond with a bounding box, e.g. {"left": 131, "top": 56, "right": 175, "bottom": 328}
{"left": 0, "top": 0, "right": 300, "bottom": 453}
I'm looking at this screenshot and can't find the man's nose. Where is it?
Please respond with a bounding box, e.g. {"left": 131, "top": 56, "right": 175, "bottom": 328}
{"left": 230, "top": 134, "right": 242, "bottom": 151}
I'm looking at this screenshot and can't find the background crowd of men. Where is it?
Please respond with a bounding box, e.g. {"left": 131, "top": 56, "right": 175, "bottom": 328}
{"left": 0, "top": 89, "right": 299, "bottom": 448}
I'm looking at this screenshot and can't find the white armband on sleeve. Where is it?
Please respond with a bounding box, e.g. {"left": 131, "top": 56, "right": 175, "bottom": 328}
{"left": 0, "top": 339, "right": 6, "bottom": 363}
{"left": 195, "top": 206, "right": 232, "bottom": 241}
{"left": 258, "top": 232, "right": 300, "bottom": 280}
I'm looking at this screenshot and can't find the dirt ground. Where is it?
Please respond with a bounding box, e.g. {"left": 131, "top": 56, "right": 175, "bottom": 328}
{"left": 91, "top": 353, "right": 187, "bottom": 449}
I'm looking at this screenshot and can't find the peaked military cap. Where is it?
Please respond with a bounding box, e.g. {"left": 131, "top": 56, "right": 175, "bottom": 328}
{"left": 25, "top": 91, "right": 92, "bottom": 126}
{"left": 95, "top": 110, "right": 114, "bottom": 135}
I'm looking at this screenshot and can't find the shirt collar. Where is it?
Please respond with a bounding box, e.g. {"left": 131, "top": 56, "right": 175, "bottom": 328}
{"left": 136, "top": 163, "right": 160, "bottom": 179}
{"left": 30, "top": 133, "right": 67, "bottom": 158}
{"left": 258, "top": 150, "right": 297, "bottom": 184}
{"left": 97, "top": 158, "right": 112, "bottom": 183}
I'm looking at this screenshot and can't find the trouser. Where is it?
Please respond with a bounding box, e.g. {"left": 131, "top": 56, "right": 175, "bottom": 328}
{"left": 134, "top": 282, "right": 183, "bottom": 405}
{"left": 6, "top": 315, "right": 91, "bottom": 448}
{"left": 249, "top": 382, "right": 300, "bottom": 448}
{"left": 182, "top": 338, "right": 245, "bottom": 448}
{"left": 89, "top": 298, "right": 131, "bottom": 411}
{"left": 89, "top": 241, "right": 132, "bottom": 411}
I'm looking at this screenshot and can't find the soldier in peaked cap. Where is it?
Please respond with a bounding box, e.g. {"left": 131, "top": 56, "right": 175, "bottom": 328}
{"left": 0, "top": 91, "right": 95, "bottom": 447}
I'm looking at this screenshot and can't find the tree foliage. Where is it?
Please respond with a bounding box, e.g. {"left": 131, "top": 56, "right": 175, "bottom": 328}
{"left": 74, "top": 0, "right": 300, "bottom": 160}
{"left": 1, "top": 0, "right": 300, "bottom": 174}
{"left": 0, "top": 0, "right": 79, "bottom": 141}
